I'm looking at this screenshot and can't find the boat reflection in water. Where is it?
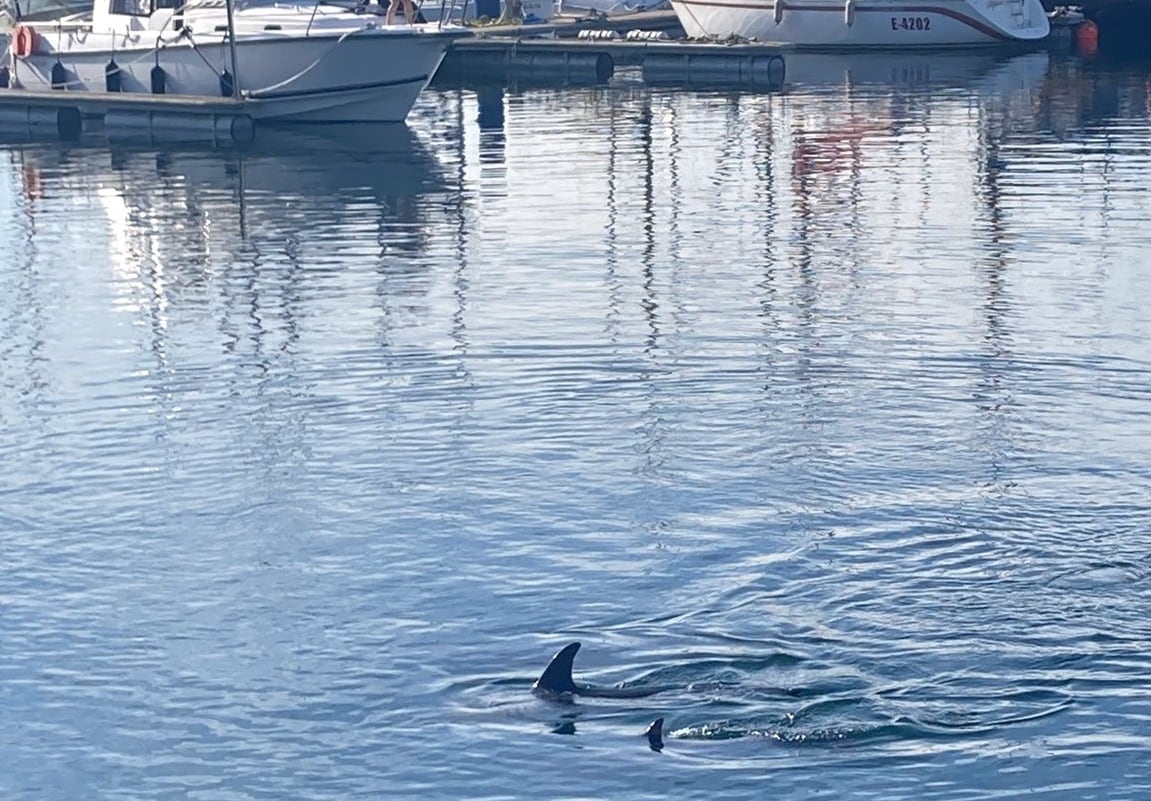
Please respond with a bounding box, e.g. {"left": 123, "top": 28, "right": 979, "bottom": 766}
{"left": 4, "top": 121, "right": 461, "bottom": 352}
{"left": 776, "top": 47, "right": 1051, "bottom": 92}
{"left": 772, "top": 49, "right": 1050, "bottom": 179}
{"left": 12, "top": 120, "right": 449, "bottom": 235}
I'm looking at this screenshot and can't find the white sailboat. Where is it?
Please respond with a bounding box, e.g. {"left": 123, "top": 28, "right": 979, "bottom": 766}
{"left": 2, "top": 0, "right": 469, "bottom": 122}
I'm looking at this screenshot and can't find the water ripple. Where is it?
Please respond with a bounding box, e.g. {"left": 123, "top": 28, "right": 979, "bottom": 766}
{"left": 4, "top": 50, "right": 1151, "bottom": 801}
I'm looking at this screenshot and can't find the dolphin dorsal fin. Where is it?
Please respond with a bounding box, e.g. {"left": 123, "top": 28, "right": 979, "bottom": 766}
{"left": 645, "top": 717, "right": 664, "bottom": 751}
{"left": 533, "top": 641, "right": 581, "bottom": 695}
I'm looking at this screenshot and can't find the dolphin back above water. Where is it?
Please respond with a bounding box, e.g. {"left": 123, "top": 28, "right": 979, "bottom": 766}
{"left": 531, "top": 641, "right": 667, "bottom": 700}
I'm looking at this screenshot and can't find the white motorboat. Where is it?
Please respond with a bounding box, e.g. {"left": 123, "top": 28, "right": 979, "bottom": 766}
{"left": 669, "top": 0, "right": 1050, "bottom": 46}
{"left": 1, "top": 0, "right": 469, "bottom": 122}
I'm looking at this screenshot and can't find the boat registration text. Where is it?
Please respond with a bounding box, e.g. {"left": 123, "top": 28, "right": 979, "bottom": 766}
{"left": 890, "top": 15, "right": 932, "bottom": 29}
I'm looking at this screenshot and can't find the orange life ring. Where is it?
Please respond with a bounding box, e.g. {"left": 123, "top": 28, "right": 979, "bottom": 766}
{"left": 13, "top": 25, "right": 39, "bottom": 58}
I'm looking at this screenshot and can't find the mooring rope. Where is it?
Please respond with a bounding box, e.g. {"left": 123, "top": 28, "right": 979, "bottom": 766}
{"left": 243, "top": 25, "right": 362, "bottom": 96}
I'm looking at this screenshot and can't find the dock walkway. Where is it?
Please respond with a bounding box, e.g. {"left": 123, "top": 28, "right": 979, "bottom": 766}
{"left": 0, "top": 86, "right": 257, "bottom": 142}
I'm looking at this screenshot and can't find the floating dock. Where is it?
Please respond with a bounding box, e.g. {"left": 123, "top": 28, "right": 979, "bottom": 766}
{"left": 435, "top": 7, "right": 786, "bottom": 87}
{"left": 0, "top": 6, "right": 785, "bottom": 143}
{"left": 436, "top": 36, "right": 787, "bottom": 87}
{"left": 436, "top": 36, "right": 617, "bottom": 84}
{"left": 640, "top": 40, "right": 787, "bottom": 87}
{"left": 0, "top": 44, "right": 785, "bottom": 144}
{"left": 0, "top": 84, "right": 257, "bottom": 142}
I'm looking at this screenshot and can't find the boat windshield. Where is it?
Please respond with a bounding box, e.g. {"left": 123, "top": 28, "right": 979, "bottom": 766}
{"left": 1, "top": 0, "right": 92, "bottom": 23}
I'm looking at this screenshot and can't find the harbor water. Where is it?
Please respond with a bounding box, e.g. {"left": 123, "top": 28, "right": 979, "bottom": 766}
{"left": 2, "top": 47, "right": 1151, "bottom": 800}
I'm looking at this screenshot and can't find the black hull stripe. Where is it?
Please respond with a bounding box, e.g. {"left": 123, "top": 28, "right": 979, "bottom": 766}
{"left": 254, "top": 73, "right": 429, "bottom": 100}
{"left": 674, "top": 0, "right": 1031, "bottom": 40}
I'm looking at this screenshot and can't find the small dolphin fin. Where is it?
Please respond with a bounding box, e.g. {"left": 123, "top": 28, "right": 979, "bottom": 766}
{"left": 645, "top": 717, "right": 664, "bottom": 751}
{"left": 532, "top": 642, "right": 582, "bottom": 696}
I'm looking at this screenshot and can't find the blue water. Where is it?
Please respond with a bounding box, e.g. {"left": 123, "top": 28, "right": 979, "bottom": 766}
{"left": 2, "top": 47, "right": 1151, "bottom": 800}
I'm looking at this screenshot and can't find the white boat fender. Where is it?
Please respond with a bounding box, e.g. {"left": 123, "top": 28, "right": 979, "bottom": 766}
{"left": 844, "top": 0, "right": 854, "bottom": 26}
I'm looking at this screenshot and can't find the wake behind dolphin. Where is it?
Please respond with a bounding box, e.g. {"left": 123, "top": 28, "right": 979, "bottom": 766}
{"left": 531, "top": 641, "right": 670, "bottom": 700}
{"left": 529, "top": 639, "right": 1073, "bottom": 754}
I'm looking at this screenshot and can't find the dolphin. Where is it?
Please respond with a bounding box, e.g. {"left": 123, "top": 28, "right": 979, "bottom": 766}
{"left": 531, "top": 641, "right": 669, "bottom": 700}
{"left": 644, "top": 717, "right": 665, "bottom": 751}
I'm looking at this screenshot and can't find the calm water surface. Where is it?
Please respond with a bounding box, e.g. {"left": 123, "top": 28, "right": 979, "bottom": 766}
{"left": 2, "top": 47, "right": 1150, "bottom": 800}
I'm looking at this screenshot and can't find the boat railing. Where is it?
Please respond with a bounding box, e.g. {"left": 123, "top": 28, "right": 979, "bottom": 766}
{"left": 433, "top": 0, "right": 469, "bottom": 26}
